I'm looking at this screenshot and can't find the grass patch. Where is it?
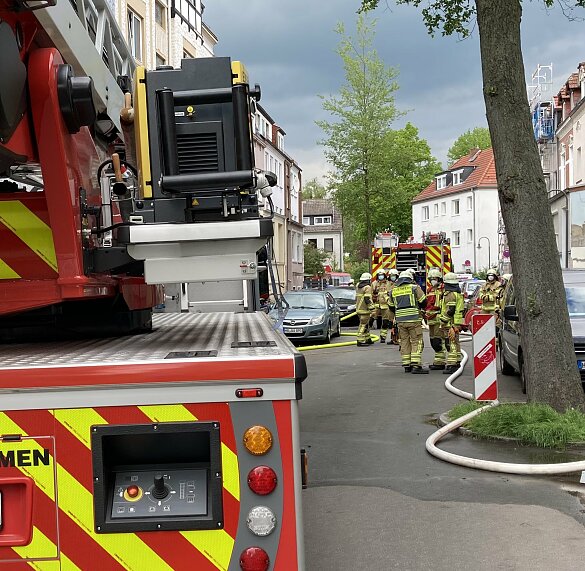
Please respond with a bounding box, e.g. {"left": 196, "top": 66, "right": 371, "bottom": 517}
{"left": 446, "top": 401, "right": 585, "bottom": 450}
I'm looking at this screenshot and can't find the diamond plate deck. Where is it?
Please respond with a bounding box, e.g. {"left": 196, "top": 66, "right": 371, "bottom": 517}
{"left": 0, "top": 312, "right": 294, "bottom": 369}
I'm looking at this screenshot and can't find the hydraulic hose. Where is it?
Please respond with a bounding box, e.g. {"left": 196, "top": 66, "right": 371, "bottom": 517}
{"left": 427, "top": 348, "right": 585, "bottom": 475}
{"left": 297, "top": 331, "right": 380, "bottom": 352}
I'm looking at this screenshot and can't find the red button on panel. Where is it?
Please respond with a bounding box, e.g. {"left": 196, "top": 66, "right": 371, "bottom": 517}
{"left": 127, "top": 485, "right": 139, "bottom": 498}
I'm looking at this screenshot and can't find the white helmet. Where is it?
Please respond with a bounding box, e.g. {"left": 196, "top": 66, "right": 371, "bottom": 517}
{"left": 443, "top": 272, "right": 458, "bottom": 285}
{"left": 389, "top": 268, "right": 399, "bottom": 276}
{"left": 399, "top": 271, "right": 412, "bottom": 280}
{"left": 502, "top": 273, "right": 512, "bottom": 281}
{"left": 486, "top": 267, "right": 499, "bottom": 277}
{"left": 406, "top": 268, "right": 416, "bottom": 277}
{"left": 376, "top": 270, "right": 386, "bottom": 279}
{"left": 428, "top": 267, "right": 442, "bottom": 279}
{"left": 360, "top": 272, "right": 372, "bottom": 281}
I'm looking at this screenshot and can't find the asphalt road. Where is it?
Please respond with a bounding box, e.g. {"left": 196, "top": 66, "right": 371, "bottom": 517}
{"left": 300, "top": 330, "right": 585, "bottom": 570}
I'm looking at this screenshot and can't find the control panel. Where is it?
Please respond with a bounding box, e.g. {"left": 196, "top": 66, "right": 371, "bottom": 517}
{"left": 111, "top": 470, "right": 207, "bottom": 519}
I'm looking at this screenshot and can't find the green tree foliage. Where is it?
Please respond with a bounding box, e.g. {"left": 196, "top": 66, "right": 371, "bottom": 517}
{"left": 317, "top": 15, "right": 400, "bottom": 253}
{"left": 317, "top": 16, "right": 439, "bottom": 256}
{"left": 360, "top": 0, "right": 585, "bottom": 411}
{"left": 303, "top": 178, "right": 328, "bottom": 199}
{"left": 303, "top": 243, "right": 328, "bottom": 277}
{"left": 447, "top": 127, "right": 491, "bottom": 164}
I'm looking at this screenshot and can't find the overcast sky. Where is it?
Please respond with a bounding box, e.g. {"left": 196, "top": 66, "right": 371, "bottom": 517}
{"left": 205, "top": 1, "right": 584, "bottom": 181}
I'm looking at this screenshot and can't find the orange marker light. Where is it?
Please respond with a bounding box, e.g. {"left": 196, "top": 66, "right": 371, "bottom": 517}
{"left": 243, "top": 426, "right": 273, "bottom": 456}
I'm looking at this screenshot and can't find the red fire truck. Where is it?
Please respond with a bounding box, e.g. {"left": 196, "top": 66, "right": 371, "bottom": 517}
{"left": 0, "top": 1, "right": 306, "bottom": 569}
{"left": 371, "top": 231, "right": 453, "bottom": 290}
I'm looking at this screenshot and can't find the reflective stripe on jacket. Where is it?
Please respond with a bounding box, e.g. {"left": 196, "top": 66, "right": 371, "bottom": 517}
{"left": 390, "top": 283, "right": 426, "bottom": 323}
{"left": 426, "top": 285, "right": 443, "bottom": 324}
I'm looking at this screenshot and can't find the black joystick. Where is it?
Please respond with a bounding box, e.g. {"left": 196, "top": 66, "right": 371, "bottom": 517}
{"left": 152, "top": 474, "right": 169, "bottom": 500}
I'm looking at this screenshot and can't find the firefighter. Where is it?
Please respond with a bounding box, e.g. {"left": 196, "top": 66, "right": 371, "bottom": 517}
{"left": 387, "top": 268, "right": 400, "bottom": 345}
{"left": 373, "top": 270, "right": 392, "bottom": 343}
{"left": 426, "top": 267, "right": 446, "bottom": 370}
{"left": 439, "top": 272, "right": 465, "bottom": 374}
{"left": 389, "top": 270, "right": 428, "bottom": 374}
{"left": 479, "top": 268, "right": 503, "bottom": 314}
{"left": 356, "top": 272, "right": 375, "bottom": 347}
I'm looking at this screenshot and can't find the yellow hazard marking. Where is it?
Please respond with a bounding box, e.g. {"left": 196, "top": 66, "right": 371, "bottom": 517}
{"left": 0, "top": 201, "right": 58, "bottom": 272}
{"left": 181, "top": 529, "right": 234, "bottom": 571}
{"left": 52, "top": 408, "right": 107, "bottom": 449}
{"left": 0, "top": 413, "right": 173, "bottom": 571}
{"left": 0, "top": 257, "right": 20, "bottom": 279}
{"left": 13, "top": 526, "right": 82, "bottom": 571}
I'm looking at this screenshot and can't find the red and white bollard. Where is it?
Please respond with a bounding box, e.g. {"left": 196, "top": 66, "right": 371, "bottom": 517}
{"left": 471, "top": 314, "right": 498, "bottom": 401}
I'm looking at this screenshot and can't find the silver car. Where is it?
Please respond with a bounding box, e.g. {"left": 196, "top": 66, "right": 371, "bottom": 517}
{"left": 270, "top": 291, "right": 341, "bottom": 343}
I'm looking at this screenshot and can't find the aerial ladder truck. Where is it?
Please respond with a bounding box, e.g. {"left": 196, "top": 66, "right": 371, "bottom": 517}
{"left": 0, "top": 2, "right": 306, "bottom": 570}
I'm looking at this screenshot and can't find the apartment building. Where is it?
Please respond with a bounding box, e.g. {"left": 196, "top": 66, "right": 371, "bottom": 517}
{"left": 548, "top": 62, "right": 585, "bottom": 267}
{"left": 113, "top": 0, "right": 216, "bottom": 71}
{"left": 412, "top": 148, "right": 499, "bottom": 273}
{"left": 253, "top": 104, "right": 304, "bottom": 291}
{"left": 302, "top": 200, "right": 344, "bottom": 272}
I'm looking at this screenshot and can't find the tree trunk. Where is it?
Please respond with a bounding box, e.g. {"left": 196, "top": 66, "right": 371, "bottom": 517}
{"left": 364, "top": 166, "right": 372, "bottom": 272}
{"left": 476, "top": 0, "right": 585, "bottom": 411}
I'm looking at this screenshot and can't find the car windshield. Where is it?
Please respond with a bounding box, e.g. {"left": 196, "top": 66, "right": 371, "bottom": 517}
{"left": 565, "top": 286, "right": 585, "bottom": 317}
{"left": 284, "top": 293, "right": 326, "bottom": 310}
{"left": 329, "top": 288, "right": 356, "bottom": 303}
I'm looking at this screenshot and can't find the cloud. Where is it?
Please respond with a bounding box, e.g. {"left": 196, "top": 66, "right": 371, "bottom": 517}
{"left": 204, "top": 0, "right": 585, "bottom": 179}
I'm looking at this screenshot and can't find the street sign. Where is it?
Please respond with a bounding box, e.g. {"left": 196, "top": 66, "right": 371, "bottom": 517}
{"left": 464, "top": 260, "right": 471, "bottom": 266}
{"left": 472, "top": 314, "right": 498, "bottom": 400}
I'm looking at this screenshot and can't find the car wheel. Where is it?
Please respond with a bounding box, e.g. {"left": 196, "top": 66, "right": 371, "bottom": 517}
{"left": 519, "top": 354, "right": 527, "bottom": 394}
{"left": 335, "top": 320, "right": 341, "bottom": 338}
{"left": 499, "top": 336, "right": 515, "bottom": 375}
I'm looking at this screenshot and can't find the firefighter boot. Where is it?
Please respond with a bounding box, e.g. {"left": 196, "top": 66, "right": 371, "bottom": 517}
{"left": 411, "top": 366, "right": 430, "bottom": 375}
{"left": 429, "top": 364, "right": 445, "bottom": 371}
{"left": 443, "top": 365, "right": 459, "bottom": 375}
{"left": 403, "top": 365, "right": 413, "bottom": 373}
{"left": 380, "top": 336, "right": 386, "bottom": 343}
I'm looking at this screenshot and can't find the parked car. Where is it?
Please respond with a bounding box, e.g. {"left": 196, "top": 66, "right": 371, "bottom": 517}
{"left": 499, "top": 270, "right": 585, "bottom": 392}
{"left": 270, "top": 290, "right": 341, "bottom": 343}
{"left": 328, "top": 287, "right": 358, "bottom": 326}
{"left": 461, "top": 279, "right": 485, "bottom": 311}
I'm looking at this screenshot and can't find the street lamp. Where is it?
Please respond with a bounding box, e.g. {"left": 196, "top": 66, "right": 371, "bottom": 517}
{"left": 477, "top": 236, "right": 491, "bottom": 269}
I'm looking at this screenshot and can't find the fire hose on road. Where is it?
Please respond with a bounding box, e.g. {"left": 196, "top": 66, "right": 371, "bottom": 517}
{"left": 428, "top": 346, "right": 585, "bottom": 475}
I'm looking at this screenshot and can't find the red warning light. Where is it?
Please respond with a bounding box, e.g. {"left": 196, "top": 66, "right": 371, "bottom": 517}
{"left": 239, "top": 547, "right": 269, "bottom": 571}
{"left": 247, "top": 466, "right": 277, "bottom": 496}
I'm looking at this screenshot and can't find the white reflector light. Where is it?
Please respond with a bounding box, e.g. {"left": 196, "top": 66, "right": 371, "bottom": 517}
{"left": 246, "top": 506, "right": 277, "bottom": 537}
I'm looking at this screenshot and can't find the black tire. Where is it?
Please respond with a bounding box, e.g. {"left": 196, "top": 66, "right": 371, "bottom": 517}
{"left": 499, "top": 336, "right": 515, "bottom": 375}
{"left": 335, "top": 320, "right": 341, "bottom": 338}
{"left": 519, "top": 354, "right": 527, "bottom": 394}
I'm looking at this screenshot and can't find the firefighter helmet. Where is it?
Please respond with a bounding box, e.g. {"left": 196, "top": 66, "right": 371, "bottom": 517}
{"left": 428, "top": 267, "right": 442, "bottom": 279}
{"left": 376, "top": 270, "right": 386, "bottom": 279}
{"left": 399, "top": 271, "right": 412, "bottom": 280}
{"left": 406, "top": 268, "right": 416, "bottom": 277}
{"left": 487, "top": 267, "right": 499, "bottom": 277}
{"left": 388, "top": 268, "right": 399, "bottom": 276}
{"left": 502, "top": 273, "right": 512, "bottom": 281}
{"left": 443, "top": 272, "right": 459, "bottom": 285}
{"left": 360, "top": 272, "right": 372, "bottom": 281}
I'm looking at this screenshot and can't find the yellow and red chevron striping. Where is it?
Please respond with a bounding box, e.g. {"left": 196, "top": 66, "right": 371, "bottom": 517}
{"left": 0, "top": 198, "right": 58, "bottom": 281}
{"left": 0, "top": 405, "right": 240, "bottom": 571}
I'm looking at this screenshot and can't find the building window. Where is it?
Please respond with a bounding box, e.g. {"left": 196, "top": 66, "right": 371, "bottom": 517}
{"left": 433, "top": 203, "right": 439, "bottom": 217}
{"left": 174, "top": 0, "right": 202, "bottom": 34}
{"left": 155, "top": 1, "right": 166, "bottom": 28}
{"left": 314, "top": 216, "right": 332, "bottom": 225}
{"left": 156, "top": 53, "right": 166, "bottom": 67}
{"left": 452, "top": 200, "right": 460, "bottom": 215}
{"left": 307, "top": 239, "right": 317, "bottom": 248}
{"left": 127, "top": 10, "right": 143, "bottom": 62}
{"left": 183, "top": 49, "right": 194, "bottom": 59}
{"left": 436, "top": 175, "right": 447, "bottom": 190}
{"left": 453, "top": 170, "right": 463, "bottom": 185}
{"left": 422, "top": 206, "right": 429, "bottom": 221}
{"left": 467, "top": 229, "right": 473, "bottom": 243}
{"left": 441, "top": 202, "right": 446, "bottom": 215}
{"left": 467, "top": 196, "right": 473, "bottom": 211}
{"left": 560, "top": 144, "right": 566, "bottom": 190}
{"left": 452, "top": 231, "right": 460, "bottom": 246}
{"left": 302, "top": 216, "right": 310, "bottom": 225}
{"left": 324, "top": 238, "right": 334, "bottom": 252}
